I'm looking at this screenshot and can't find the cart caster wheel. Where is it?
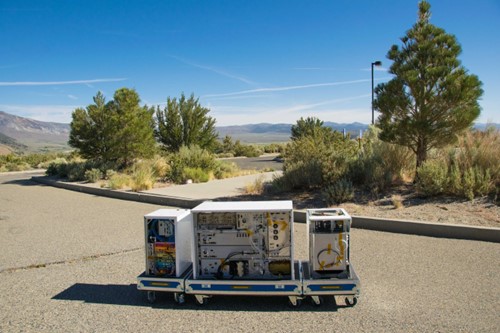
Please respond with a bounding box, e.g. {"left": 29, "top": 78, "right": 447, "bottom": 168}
{"left": 345, "top": 297, "right": 358, "bottom": 307}
{"left": 146, "top": 291, "right": 156, "bottom": 304}
{"left": 288, "top": 298, "right": 302, "bottom": 308}
{"left": 311, "top": 296, "right": 323, "bottom": 307}
{"left": 174, "top": 293, "right": 185, "bottom": 305}
{"left": 195, "top": 295, "right": 208, "bottom": 306}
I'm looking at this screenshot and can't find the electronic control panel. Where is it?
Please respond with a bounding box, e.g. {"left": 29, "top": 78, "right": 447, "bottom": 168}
{"left": 144, "top": 209, "right": 192, "bottom": 277}
{"left": 191, "top": 201, "right": 294, "bottom": 280}
{"left": 307, "top": 208, "right": 351, "bottom": 277}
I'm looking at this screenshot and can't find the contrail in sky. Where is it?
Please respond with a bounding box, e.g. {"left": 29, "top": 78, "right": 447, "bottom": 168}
{"left": 0, "top": 78, "right": 127, "bottom": 86}
{"left": 204, "top": 78, "right": 390, "bottom": 98}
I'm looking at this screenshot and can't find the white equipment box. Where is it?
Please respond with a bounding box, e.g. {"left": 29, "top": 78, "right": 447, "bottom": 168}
{"left": 303, "top": 208, "right": 360, "bottom": 306}
{"left": 307, "top": 208, "right": 351, "bottom": 277}
{"left": 137, "top": 209, "right": 193, "bottom": 304}
{"left": 143, "top": 209, "right": 192, "bottom": 277}
{"left": 190, "top": 201, "right": 294, "bottom": 280}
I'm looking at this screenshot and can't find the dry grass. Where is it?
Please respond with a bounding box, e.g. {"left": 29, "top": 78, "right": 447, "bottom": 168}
{"left": 244, "top": 175, "right": 266, "bottom": 195}
{"left": 107, "top": 173, "right": 131, "bottom": 190}
{"left": 391, "top": 194, "right": 404, "bottom": 209}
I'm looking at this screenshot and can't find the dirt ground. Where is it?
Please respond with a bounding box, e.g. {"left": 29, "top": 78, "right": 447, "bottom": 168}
{"left": 341, "top": 196, "right": 500, "bottom": 228}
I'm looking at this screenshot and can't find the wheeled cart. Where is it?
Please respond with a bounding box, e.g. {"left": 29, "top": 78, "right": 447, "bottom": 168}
{"left": 184, "top": 261, "right": 303, "bottom": 306}
{"left": 136, "top": 202, "right": 361, "bottom": 308}
{"left": 137, "top": 265, "right": 192, "bottom": 304}
{"left": 303, "top": 208, "right": 360, "bottom": 306}
{"left": 301, "top": 261, "right": 360, "bottom": 307}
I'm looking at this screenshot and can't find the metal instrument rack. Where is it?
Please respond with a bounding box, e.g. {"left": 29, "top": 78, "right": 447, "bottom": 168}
{"left": 137, "top": 203, "right": 360, "bottom": 307}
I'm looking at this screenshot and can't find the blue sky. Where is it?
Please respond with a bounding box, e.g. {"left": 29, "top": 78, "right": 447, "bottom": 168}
{"left": 1, "top": 0, "right": 499, "bottom": 125}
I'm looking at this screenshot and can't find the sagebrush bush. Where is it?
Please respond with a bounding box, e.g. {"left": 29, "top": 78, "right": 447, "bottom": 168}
{"left": 462, "top": 167, "right": 491, "bottom": 200}
{"left": 169, "top": 145, "right": 217, "bottom": 184}
{"left": 213, "top": 161, "right": 239, "bottom": 179}
{"left": 277, "top": 131, "right": 357, "bottom": 191}
{"left": 104, "top": 169, "right": 116, "bottom": 180}
{"left": 234, "top": 143, "right": 262, "bottom": 157}
{"left": 0, "top": 152, "right": 70, "bottom": 172}
{"left": 183, "top": 167, "right": 210, "bottom": 183}
{"left": 413, "top": 128, "right": 499, "bottom": 200}
{"left": 67, "top": 162, "right": 87, "bottom": 181}
{"left": 4, "top": 162, "right": 31, "bottom": 172}
{"left": 353, "top": 126, "right": 414, "bottom": 191}
{"left": 416, "top": 159, "right": 448, "bottom": 196}
{"left": 84, "top": 168, "right": 102, "bottom": 183}
{"left": 322, "top": 179, "right": 354, "bottom": 205}
{"left": 277, "top": 160, "right": 323, "bottom": 191}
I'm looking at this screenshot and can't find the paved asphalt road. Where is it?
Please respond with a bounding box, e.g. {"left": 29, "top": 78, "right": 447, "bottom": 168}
{"left": 222, "top": 155, "right": 283, "bottom": 171}
{"left": 1, "top": 172, "right": 499, "bottom": 332}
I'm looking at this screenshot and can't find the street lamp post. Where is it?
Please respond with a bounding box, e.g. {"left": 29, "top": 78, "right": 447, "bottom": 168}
{"left": 371, "top": 61, "right": 382, "bottom": 125}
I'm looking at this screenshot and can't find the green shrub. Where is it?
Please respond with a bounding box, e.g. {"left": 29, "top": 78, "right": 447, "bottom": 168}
{"left": 234, "top": 143, "right": 262, "bottom": 157}
{"left": 67, "top": 162, "right": 87, "bottom": 181}
{"left": 104, "top": 169, "right": 116, "bottom": 180}
{"left": 213, "top": 161, "right": 238, "bottom": 179}
{"left": 355, "top": 126, "right": 414, "bottom": 190}
{"left": 275, "top": 160, "right": 323, "bottom": 191}
{"left": 263, "top": 143, "right": 286, "bottom": 154}
{"left": 462, "top": 167, "right": 491, "bottom": 200}
{"left": 4, "top": 162, "right": 31, "bottom": 172}
{"left": 183, "top": 167, "right": 210, "bottom": 183}
{"left": 216, "top": 152, "right": 234, "bottom": 158}
{"left": 84, "top": 168, "right": 102, "bottom": 183}
{"left": 169, "top": 145, "right": 217, "bottom": 184}
{"left": 416, "top": 159, "right": 448, "bottom": 196}
{"left": 322, "top": 179, "right": 354, "bottom": 205}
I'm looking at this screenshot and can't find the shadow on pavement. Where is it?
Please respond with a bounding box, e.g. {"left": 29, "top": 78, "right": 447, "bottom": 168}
{"left": 1, "top": 178, "right": 45, "bottom": 186}
{"left": 52, "top": 283, "right": 344, "bottom": 312}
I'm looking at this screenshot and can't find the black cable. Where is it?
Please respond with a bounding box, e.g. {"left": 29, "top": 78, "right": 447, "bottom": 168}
{"left": 316, "top": 248, "right": 340, "bottom": 269}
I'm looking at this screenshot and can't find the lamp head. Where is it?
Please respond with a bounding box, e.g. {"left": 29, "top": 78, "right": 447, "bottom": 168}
{"left": 373, "top": 61, "right": 382, "bottom": 66}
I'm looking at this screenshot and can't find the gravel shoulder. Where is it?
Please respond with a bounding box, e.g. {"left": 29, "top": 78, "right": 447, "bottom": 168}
{"left": 342, "top": 196, "right": 500, "bottom": 228}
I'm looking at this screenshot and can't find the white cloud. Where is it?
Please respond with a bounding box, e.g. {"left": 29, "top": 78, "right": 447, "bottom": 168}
{"left": 67, "top": 94, "right": 78, "bottom": 100}
{"left": 0, "top": 78, "right": 127, "bottom": 86}
{"left": 0, "top": 104, "right": 79, "bottom": 123}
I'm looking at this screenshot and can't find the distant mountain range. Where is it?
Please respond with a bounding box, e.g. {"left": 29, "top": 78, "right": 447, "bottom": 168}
{"left": 0, "top": 111, "right": 71, "bottom": 153}
{"left": 216, "top": 122, "right": 369, "bottom": 143}
{"left": 0, "top": 110, "right": 498, "bottom": 153}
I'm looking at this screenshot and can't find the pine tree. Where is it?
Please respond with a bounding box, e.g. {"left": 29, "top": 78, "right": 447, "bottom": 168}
{"left": 69, "top": 91, "right": 114, "bottom": 162}
{"left": 155, "top": 93, "right": 217, "bottom": 152}
{"left": 69, "top": 88, "right": 156, "bottom": 166}
{"left": 374, "top": 1, "right": 483, "bottom": 169}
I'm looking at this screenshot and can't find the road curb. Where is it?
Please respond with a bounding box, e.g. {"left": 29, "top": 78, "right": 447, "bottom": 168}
{"left": 32, "top": 176, "right": 500, "bottom": 243}
{"left": 32, "top": 176, "right": 204, "bottom": 209}
{"left": 293, "top": 211, "right": 500, "bottom": 243}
